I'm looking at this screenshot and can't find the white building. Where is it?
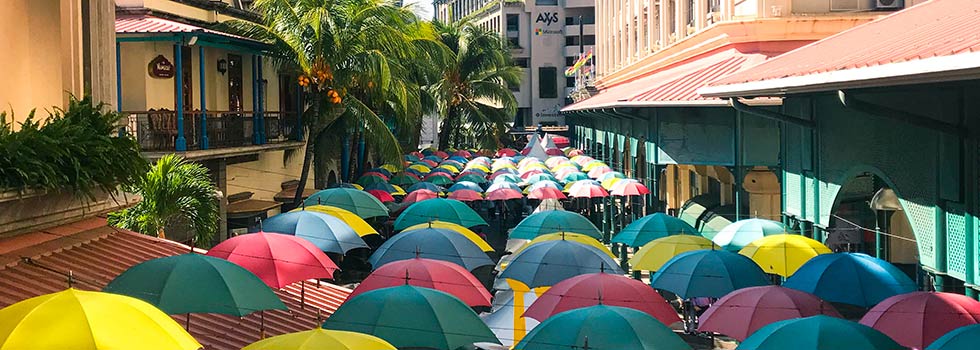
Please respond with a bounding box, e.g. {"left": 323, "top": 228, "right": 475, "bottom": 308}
{"left": 436, "top": 0, "right": 595, "bottom": 127}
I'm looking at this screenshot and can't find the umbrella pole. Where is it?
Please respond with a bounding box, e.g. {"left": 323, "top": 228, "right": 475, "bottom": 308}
{"left": 186, "top": 313, "right": 191, "bottom": 331}
{"left": 301, "top": 282, "right": 306, "bottom": 309}
{"left": 260, "top": 311, "right": 266, "bottom": 339}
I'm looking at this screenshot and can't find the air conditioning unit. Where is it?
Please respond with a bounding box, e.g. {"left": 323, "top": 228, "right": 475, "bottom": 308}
{"left": 875, "top": 0, "right": 903, "bottom": 9}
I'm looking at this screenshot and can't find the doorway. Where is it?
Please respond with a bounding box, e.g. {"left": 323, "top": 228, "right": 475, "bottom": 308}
{"left": 227, "top": 54, "right": 244, "bottom": 112}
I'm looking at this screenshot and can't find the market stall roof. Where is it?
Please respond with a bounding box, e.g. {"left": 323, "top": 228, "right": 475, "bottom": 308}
{"left": 700, "top": 0, "right": 980, "bottom": 98}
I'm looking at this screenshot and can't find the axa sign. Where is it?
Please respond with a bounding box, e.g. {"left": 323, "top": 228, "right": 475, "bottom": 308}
{"left": 535, "top": 12, "right": 559, "bottom": 26}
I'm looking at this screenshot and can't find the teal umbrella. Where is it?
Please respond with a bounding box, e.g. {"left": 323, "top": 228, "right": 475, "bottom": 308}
{"left": 711, "top": 218, "right": 787, "bottom": 250}
{"left": 369, "top": 227, "right": 493, "bottom": 271}
{"left": 612, "top": 213, "right": 699, "bottom": 247}
{"left": 493, "top": 174, "right": 522, "bottom": 184}
{"left": 514, "top": 305, "right": 690, "bottom": 350}
{"left": 390, "top": 173, "right": 420, "bottom": 186}
{"left": 509, "top": 211, "right": 601, "bottom": 240}
{"left": 927, "top": 324, "right": 980, "bottom": 350}
{"left": 560, "top": 172, "right": 589, "bottom": 182}
{"left": 104, "top": 254, "right": 286, "bottom": 316}
{"left": 355, "top": 174, "right": 388, "bottom": 187}
{"left": 322, "top": 285, "right": 498, "bottom": 349}
{"left": 303, "top": 188, "right": 389, "bottom": 219}
{"left": 737, "top": 316, "right": 904, "bottom": 350}
{"left": 457, "top": 173, "right": 488, "bottom": 184}
{"left": 650, "top": 249, "right": 770, "bottom": 298}
{"left": 393, "top": 198, "right": 488, "bottom": 230}
{"left": 263, "top": 211, "right": 367, "bottom": 254}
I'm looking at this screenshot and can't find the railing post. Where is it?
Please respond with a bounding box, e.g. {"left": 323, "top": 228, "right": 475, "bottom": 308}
{"left": 175, "top": 44, "right": 187, "bottom": 151}
{"left": 199, "top": 46, "right": 209, "bottom": 150}
{"left": 257, "top": 56, "right": 266, "bottom": 144}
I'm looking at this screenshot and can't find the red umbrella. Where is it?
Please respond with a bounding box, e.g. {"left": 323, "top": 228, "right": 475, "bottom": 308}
{"left": 424, "top": 172, "right": 453, "bottom": 180}
{"left": 403, "top": 189, "right": 439, "bottom": 204}
{"left": 496, "top": 148, "right": 517, "bottom": 157}
{"left": 433, "top": 150, "right": 450, "bottom": 159}
{"left": 552, "top": 136, "right": 570, "bottom": 148}
{"left": 206, "top": 232, "right": 338, "bottom": 289}
{"left": 519, "top": 169, "right": 544, "bottom": 179}
{"left": 486, "top": 188, "right": 523, "bottom": 201}
{"left": 448, "top": 189, "right": 483, "bottom": 202}
{"left": 568, "top": 182, "right": 608, "bottom": 198}
{"left": 349, "top": 257, "right": 491, "bottom": 307}
{"left": 545, "top": 148, "right": 564, "bottom": 156}
{"left": 611, "top": 181, "right": 650, "bottom": 196}
{"left": 568, "top": 149, "right": 585, "bottom": 157}
{"left": 698, "top": 286, "right": 841, "bottom": 341}
{"left": 421, "top": 159, "right": 438, "bottom": 167}
{"left": 860, "top": 291, "right": 980, "bottom": 349}
{"left": 454, "top": 150, "right": 472, "bottom": 158}
{"left": 524, "top": 272, "right": 680, "bottom": 325}
{"left": 529, "top": 187, "right": 567, "bottom": 200}
{"left": 367, "top": 189, "right": 395, "bottom": 203}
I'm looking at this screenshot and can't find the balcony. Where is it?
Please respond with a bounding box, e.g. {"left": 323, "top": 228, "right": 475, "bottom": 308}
{"left": 565, "top": 23, "right": 595, "bottom": 36}
{"left": 125, "top": 110, "right": 302, "bottom": 157}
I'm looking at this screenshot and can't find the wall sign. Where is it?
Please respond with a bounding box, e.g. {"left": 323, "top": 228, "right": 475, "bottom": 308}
{"left": 535, "top": 12, "right": 559, "bottom": 26}
{"left": 148, "top": 55, "right": 175, "bottom": 78}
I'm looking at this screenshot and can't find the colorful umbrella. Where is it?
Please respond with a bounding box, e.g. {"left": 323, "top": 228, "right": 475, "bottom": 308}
{"left": 710, "top": 218, "right": 787, "bottom": 247}
{"left": 499, "top": 240, "right": 624, "bottom": 288}
{"left": 482, "top": 285, "right": 542, "bottom": 346}
{"left": 597, "top": 171, "right": 625, "bottom": 181}
{"left": 369, "top": 227, "right": 493, "bottom": 271}
{"left": 736, "top": 316, "right": 904, "bottom": 350}
{"left": 424, "top": 173, "right": 454, "bottom": 186}
{"left": 263, "top": 211, "right": 367, "bottom": 254}
{"left": 366, "top": 189, "right": 395, "bottom": 203}
{"left": 402, "top": 189, "right": 439, "bottom": 204}
{"left": 497, "top": 148, "right": 518, "bottom": 157}
{"left": 567, "top": 181, "right": 609, "bottom": 198}
{"left": 524, "top": 272, "right": 681, "bottom": 325}
{"left": 487, "top": 188, "right": 523, "bottom": 201}
{"left": 206, "top": 232, "right": 338, "bottom": 289}
{"left": 487, "top": 182, "right": 522, "bottom": 193}
{"left": 525, "top": 173, "right": 558, "bottom": 184}
{"left": 390, "top": 173, "right": 420, "bottom": 186}
{"left": 526, "top": 180, "right": 562, "bottom": 192}
{"left": 698, "top": 286, "right": 842, "bottom": 341}
{"left": 242, "top": 329, "right": 396, "bottom": 350}
{"left": 448, "top": 189, "right": 484, "bottom": 202}
{"left": 783, "top": 253, "right": 916, "bottom": 307}
{"left": 587, "top": 166, "right": 613, "bottom": 179}
{"left": 0, "top": 289, "right": 201, "bottom": 350}
{"left": 448, "top": 181, "right": 483, "bottom": 193}
{"left": 738, "top": 234, "right": 832, "bottom": 277}
{"left": 492, "top": 173, "right": 522, "bottom": 184}
{"left": 380, "top": 164, "right": 400, "bottom": 173}
{"left": 350, "top": 257, "right": 491, "bottom": 307}
{"left": 322, "top": 285, "right": 498, "bottom": 349}
{"left": 514, "top": 232, "right": 614, "bottom": 259}
{"left": 402, "top": 221, "right": 494, "bottom": 252}
{"left": 514, "top": 305, "right": 690, "bottom": 350}
{"left": 528, "top": 187, "right": 567, "bottom": 200}
{"left": 363, "top": 182, "right": 399, "bottom": 194}
{"left": 612, "top": 213, "right": 699, "bottom": 247}
{"left": 355, "top": 174, "right": 388, "bottom": 187}
{"left": 457, "top": 173, "right": 488, "bottom": 184}
{"left": 859, "top": 292, "right": 980, "bottom": 349}
{"left": 303, "top": 188, "right": 389, "bottom": 219}
{"left": 393, "top": 198, "right": 488, "bottom": 230}
{"left": 509, "top": 210, "right": 601, "bottom": 240}
{"left": 406, "top": 182, "right": 444, "bottom": 193}
{"left": 611, "top": 181, "right": 650, "bottom": 196}
{"left": 629, "top": 235, "right": 720, "bottom": 271}
{"left": 293, "top": 205, "right": 378, "bottom": 237}
{"left": 927, "top": 324, "right": 980, "bottom": 350}
{"left": 408, "top": 164, "right": 431, "bottom": 173}
{"left": 560, "top": 172, "right": 590, "bottom": 182}
{"left": 650, "top": 249, "right": 770, "bottom": 298}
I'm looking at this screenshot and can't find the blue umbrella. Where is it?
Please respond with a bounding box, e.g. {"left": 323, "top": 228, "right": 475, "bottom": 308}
{"left": 515, "top": 305, "right": 690, "bottom": 350}
{"left": 560, "top": 172, "right": 590, "bottom": 183}
{"left": 363, "top": 182, "right": 399, "bottom": 193}
{"left": 263, "top": 211, "right": 367, "bottom": 253}
{"left": 650, "top": 249, "right": 769, "bottom": 298}
{"left": 927, "top": 324, "right": 980, "bottom": 350}
{"left": 498, "top": 240, "right": 623, "bottom": 288}
{"left": 424, "top": 155, "right": 442, "bottom": 162}
{"left": 449, "top": 155, "right": 468, "bottom": 163}
{"left": 710, "top": 218, "right": 787, "bottom": 248}
{"left": 525, "top": 173, "right": 559, "bottom": 184}
{"left": 611, "top": 213, "right": 699, "bottom": 247}
{"left": 368, "top": 167, "right": 393, "bottom": 177}
{"left": 509, "top": 210, "right": 602, "bottom": 240}
{"left": 487, "top": 182, "right": 522, "bottom": 193}
{"left": 406, "top": 182, "right": 444, "bottom": 193}
{"left": 736, "top": 315, "right": 903, "bottom": 350}
{"left": 404, "top": 168, "right": 425, "bottom": 177}
{"left": 368, "top": 227, "right": 493, "bottom": 271}
{"left": 448, "top": 181, "right": 483, "bottom": 193}
{"left": 783, "top": 253, "right": 916, "bottom": 307}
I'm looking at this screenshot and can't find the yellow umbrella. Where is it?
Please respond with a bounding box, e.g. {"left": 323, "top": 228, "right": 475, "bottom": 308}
{"left": 492, "top": 164, "right": 518, "bottom": 171}
{"left": 582, "top": 162, "right": 608, "bottom": 171}
{"left": 517, "top": 232, "right": 615, "bottom": 259}
{"left": 630, "top": 235, "right": 719, "bottom": 271}
{"left": 243, "top": 328, "right": 395, "bottom": 350}
{"left": 380, "top": 164, "right": 399, "bottom": 173}
{"left": 391, "top": 184, "right": 407, "bottom": 196}
{"left": 351, "top": 184, "right": 364, "bottom": 190}
{"left": 562, "top": 182, "right": 577, "bottom": 192}
{"left": 600, "top": 177, "right": 623, "bottom": 190}
{"left": 438, "top": 164, "right": 460, "bottom": 173}
{"left": 466, "top": 164, "right": 490, "bottom": 173}
{"left": 409, "top": 164, "right": 431, "bottom": 173}
{"left": 292, "top": 205, "right": 379, "bottom": 236}
{"left": 403, "top": 221, "right": 494, "bottom": 252}
{"left": 0, "top": 289, "right": 200, "bottom": 350}
{"left": 738, "top": 234, "right": 832, "bottom": 277}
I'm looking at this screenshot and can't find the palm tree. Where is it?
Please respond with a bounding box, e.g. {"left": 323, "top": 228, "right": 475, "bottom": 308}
{"left": 430, "top": 21, "right": 522, "bottom": 150}
{"left": 108, "top": 154, "right": 219, "bottom": 244}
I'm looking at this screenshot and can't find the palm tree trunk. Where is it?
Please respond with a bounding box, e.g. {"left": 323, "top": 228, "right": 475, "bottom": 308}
{"left": 438, "top": 116, "right": 453, "bottom": 150}
{"left": 293, "top": 99, "right": 320, "bottom": 207}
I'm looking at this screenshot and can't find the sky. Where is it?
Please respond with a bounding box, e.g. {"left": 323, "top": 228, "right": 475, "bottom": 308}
{"left": 404, "top": 0, "right": 435, "bottom": 20}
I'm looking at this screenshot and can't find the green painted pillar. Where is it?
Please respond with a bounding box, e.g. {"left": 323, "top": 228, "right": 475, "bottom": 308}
{"left": 933, "top": 273, "right": 946, "bottom": 292}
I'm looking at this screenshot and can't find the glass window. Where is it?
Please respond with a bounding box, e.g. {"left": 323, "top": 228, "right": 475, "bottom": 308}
{"left": 507, "top": 14, "right": 520, "bottom": 31}
{"left": 583, "top": 35, "right": 595, "bottom": 45}
{"left": 566, "top": 76, "right": 576, "bottom": 88}
{"left": 536, "top": 0, "right": 558, "bottom": 5}
{"left": 508, "top": 37, "right": 520, "bottom": 48}
{"left": 538, "top": 67, "right": 558, "bottom": 99}
{"left": 515, "top": 58, "right": 529, "bottom": 68}
{"left": 565, "top": 56, "right": 576, "bottom": 66}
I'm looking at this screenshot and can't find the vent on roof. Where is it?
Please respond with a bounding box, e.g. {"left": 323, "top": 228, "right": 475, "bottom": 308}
{"left": 875, "top": 0, "right": 903, "bottom": 9}
{"left": 830, "top": 0, "right": 860, "bottom": 11}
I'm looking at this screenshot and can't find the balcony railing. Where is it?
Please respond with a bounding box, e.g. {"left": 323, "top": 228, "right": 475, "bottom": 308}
{"left": 125, "top": 110, "right": 301, "bottom": 152}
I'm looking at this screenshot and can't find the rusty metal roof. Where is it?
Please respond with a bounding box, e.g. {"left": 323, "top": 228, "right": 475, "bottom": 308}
{"left": 116, "top": 15, "right": 253, "bottom": 42}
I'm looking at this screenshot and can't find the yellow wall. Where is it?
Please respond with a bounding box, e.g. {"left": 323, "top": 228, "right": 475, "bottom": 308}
{"left": 2, "top": 0, "right": 67, "bottom": 123}
{"left": 226, "top": 145, "right": 318, "bottom": 201}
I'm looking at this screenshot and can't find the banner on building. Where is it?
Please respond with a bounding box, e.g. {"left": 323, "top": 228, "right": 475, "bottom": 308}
{"left": 564, "top": 49, "right": 593, "bottom": 77}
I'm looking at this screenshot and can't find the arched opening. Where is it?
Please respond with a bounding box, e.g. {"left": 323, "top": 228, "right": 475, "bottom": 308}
{"left": 327, "top": 170, "right": 338, "bottom": 187}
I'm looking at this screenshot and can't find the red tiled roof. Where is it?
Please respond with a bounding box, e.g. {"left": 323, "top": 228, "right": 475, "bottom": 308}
{"left": 702, "top": 0, "right": 980, "bottom": 96}
{"left": 116, "top": 15, "right": 254, "bottom": 42}
{"left": 0, "top": 217, "right": 351, "bottom": 350}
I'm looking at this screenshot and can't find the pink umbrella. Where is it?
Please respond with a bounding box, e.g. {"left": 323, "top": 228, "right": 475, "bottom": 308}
{"left": 350, "top": 257, "right": 491, "bottom": 307}
{"left": 568, "top": 182, "right": 608, "bottom": 198}
{"left": 698, "top": 286, "right": 842, "bottom": 341}
{"left": 519, "top": 169, "right": 544, "bottom": 179}
{"left": 421, "top": 159, "right": 438, "bottom": 167}
{"left": 448, "top": 189, "right": 484, "bottom": 202}
{"left": 860, "top": 291, "right": 980, "bottom": 349}
{"left": 524, "top": 272, "right": 680, "bottom": 326}
{"left": 361, "top": 171, "right": 390, "bottom": 180}
{"left": 454, "top": 150, "right": 472, "bottom": 158}
{"left": 545, "top": 148, "right": 564, "bottom": 156}
{"left": 587, "top": 166, "right": 612, "bottom": 179}
{"left": 496, "top": 148, "right": 518, "bottom": 157}
{"left": 568, "top": 149, "right": 585, "bottom": 157}
{"left": 486, "top": 188, "right": 523, "bottom": 201}
{"left": 433, "top": 150, "right": 449, "bottom": 159}
{"left": 403, "top": 189, "right": 439, "bottom": 204}
{"left": 611, "top": 181, "right": 650, "bottom": 196}
{"left": 424, "top": 172, "right": 453, "bottom": 180}
{"left": 366, "top": 189, "right": 395, "bottom": 203}
{"left": 529, "top": 187, "right": 567, "bottom": 200}
{"left": 206, "top": 232, "right": 338, "bottom": 289}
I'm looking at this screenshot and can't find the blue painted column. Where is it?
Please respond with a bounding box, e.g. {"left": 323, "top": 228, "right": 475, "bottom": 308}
{"left": 341, "top": 135, "right": 351, "bottom": 183}
{"left": 357, "top": 131, "right": 366, "bottom": 176}
{"left": 199, "top": 46, "right": 208, "bottom": 149}
{"left": 257, "top": 56, "right": 266, "bottom": 144}
{"left": 175, "top": 44, "right": 187, "bottom": 151}
{"left": 734, "top": 111, "right": 743, "bottom": 220}
{"left": 295, "top": 82, "right": 304, "bottom": 141}
{"left": 251, "top": 55, "right": 259, "bottom": 145}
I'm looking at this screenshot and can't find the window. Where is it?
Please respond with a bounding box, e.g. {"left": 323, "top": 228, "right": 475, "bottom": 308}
{"left": 507, "top": 14, "right": 519, "bottom": 32}
{"left": 535, "top": 0, "right": 558, "bottom": 5}
{"left": 565, "top": 16, "right": 596, "bottom": 25}
{"left": 538, "top": 67, "right": 558, "bottom": 98}
{"left": 565, "top": 56, "right": 576, "bottom": 66}
{"left": 514, "top": 58, "right": 529, "bottom": 68}
{"left": 508, "top": 37, "right": 520, "bottom": 48}
{"left": 565, "top": 36, "right": 577, "bottom": 46}
{"left": 566, "top": 76, "right": 576, "bottom": 88}
{"left": 583, "top": 35, "right": 595, "bottom": 45}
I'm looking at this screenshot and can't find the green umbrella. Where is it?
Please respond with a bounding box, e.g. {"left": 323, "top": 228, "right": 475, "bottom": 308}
{"left": 456, "top": 173, "right": 488, "bottom": 184}
{"left": 304, "top": 188, "right": 389, "bottom": 218}
{"left": 509, "top": 210, "right": 601, "bottom": 240}
{"left": 736, "top": 315, "right": 903, "bottom": 350}
{"left": 514, "top": 305, "right": 690, "bottom": 350}
{"left": 355, "top": 174, "right": 388, "bottom": 187}
{"left": 611, "top": 213, "right": 699, "bottom": 247}
{"left": 425, "top": 175, "right": 455, "bottom": 186}
{"left": 104, "top": 254, "right": 286, "bottom": 316}
{"left": 561, "top": 172, "right": 589, "bottom": 182}
{"left": 322, "top": 285, "right": 498, "bottom": 350}
{"left": 390, "top": 173, "right": 420, "bottom": 186}
{"left": 393, "top": 198, "right": 488, "bottom": 230}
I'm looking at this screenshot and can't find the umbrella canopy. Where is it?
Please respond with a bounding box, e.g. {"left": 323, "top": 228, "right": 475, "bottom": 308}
{"left": 528, "top": 187, "right": 567, "bottom": 200}
{"left": 736, "top": 316, "right": 904, "bottom": 350}
{"left": 487, "top": 182, "right": 522, "bottom": 193}
{"left": 366, "top": 189, "right": 395, "bottom": 203}
{"left": 499, "top": 240, "right": 624, "bottom": 288}
{"left": 303, "top": 188, "right": 389, "bottom": 219}
{"left": 711, "top": 218, "right": 787, "bottom": 248}
{"left": 493, "top": 173, "right": 522, "bottom": 183}
{"left": 363, "top": 182, "right": 399, "bottom": 194}
{"left": 424, "top": 174, "right": 455, "bottom": 186}
{"left": 560, "top": 172, "right": 590, "bottom": 182}
{"left": 611, "top": 181, "right": 651, "bottom": 196}
{"left": 393, "top": 198, "right": 488, "bottom": 230}
{"left": 322, "top": 285, "right": 499, "bottom": 349}
{"left": 369, "top": 227, "right": 493, "bottom": 271}
{"left": 567, "top": 181, "right": 609, "bottom": 198}
{"left": 448, "top": 181, "right": 483, "bottom": 193}
{"left": 0, "top": 289, "right": 201, "bottom": 350}
{"left": 457, "top": 173, "right": 489, "bottom": 184}
{"left": 738, "top": 234, "right": 832, "bottom": 277}
{"left": 859, "top": 292, "right": 980, "bottom": 349}
{"left": 650, "top": 249, "right": 770, "bottom": 298}
{"left": 448, "top": 189, "right": 484, "bottom": 202}
{"left": 486, "top": 188, "right": 523, "bottom": 201}
{"left": 402, "top": 221, "right": 494, "bottom": 252}
{"left": 497, "top": 148, "right": 518, "bottom": 157}
{"left": 104, "top": 254, "right": 286, "bottom": 317}
{"left": 597, "top": 171, "right": 625, "bottom": 181}
{"left": 587, "top": 166, "right": 613, "bottom": 178}
{"left": 630, "top": 235, "right": 720, "bottom": 271}
{"left": 380, "top": 164, "right": 400, "bottom": 173}
{"left": 526, "top": 180, "right": 561, "bottom": 192}
{"left": 263, "top": 211, "right": 367, "bottom": 254}
{"left": 524, "top": 272, "right": 681, "bottom": 325}
{"left": 407, "top": 182, "right": 444, "bottom": 193}
{"left": 514, "top": 232, "right": 615, "bottom": 259}
{"left": 355, "top": 174, "right": 388, "bottom": 187}
{"left": 206, "top": 232, "right": 338, "bottom": 289}
{"left": 783, "top": 253, "right": 916, "bottom": 307}
{"left": 525, "top": 173, "right": 558, "bottom": 184}
{"left": 514, "top": 305, "right": 690, "bottom": 350}
{"left": 390, "top": 173, "right": 420, "bottom": 186}
{"left": 402, "top": 189, "right": 439, "bottom": 204}
{"left": 242, "top": 329, "right": 396, "bottom": 350}
{"left": 294, "top": 205, "right": 378, "bottom": 237}
{"left": 351, "top": 257, "right": 492, "bottom": 307}
{"left": 698, "top": 286, "right": 842, "bottom": 341}
{"left": 509, "top": 210, "right": 602, "bottom": 240}
{"left": 926, "top": 324, "right": 980, "bottom": 350}
{"left": 612, "top": 213, "right": 699, "bottom": 247}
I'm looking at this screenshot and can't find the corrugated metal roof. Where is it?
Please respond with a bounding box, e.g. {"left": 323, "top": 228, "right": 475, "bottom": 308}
{"left": 0, "top": 217, "right": 351, "bottom": 350}
{"left": 116, "top": 15, "right": 251, "bottom": 41}
{"left": 706, "top": 0, "right": 980, "bottom": 91}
